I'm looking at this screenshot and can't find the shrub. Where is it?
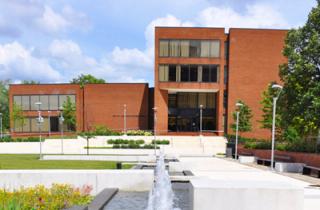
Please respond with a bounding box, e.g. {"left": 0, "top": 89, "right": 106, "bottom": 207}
{"left": 113, "top": 144, "right": 120, "bottom": 149}
{"left": 92, "top": 125, "right": 121, "bottom": 136}
{"left": 128, "top": 143, "right": 140, "bottom": 149}
{"left": 126, "top": 130, "right": 152, "bottom": 136}
{"left": 120, "top": 144, "right": 129, "bottom": 149}
{"left": 136, "top": 139, "right": 145, "bottom": 145}
{"left": 152, "top": 140, "right": 170, "bottom": 145}
{"left": 107, "top": 139, "right": 114, "bottom": 144}
{"left": 0, "top": 184, "right": 92, "bottom": 210}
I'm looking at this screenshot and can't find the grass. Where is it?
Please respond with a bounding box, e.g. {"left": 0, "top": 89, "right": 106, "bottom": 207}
{"left": 0, "top": 154, "right": 134, "bottom": 170}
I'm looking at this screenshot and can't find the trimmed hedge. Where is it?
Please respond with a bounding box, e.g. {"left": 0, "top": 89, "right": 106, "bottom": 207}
{"left": 0, "top": 136, "right": 43, "bottom": 142}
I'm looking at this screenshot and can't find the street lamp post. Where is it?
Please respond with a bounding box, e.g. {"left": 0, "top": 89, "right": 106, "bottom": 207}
{"left": 0, "top": 113, "right": 2, "bottom": 139}
{"left": 123, "top": 104, "right": 127, "bottom": 135}
{"left": 59, "top": 107, "right": 64, "bottom": 154}
{"left": 48, "top": 111, "right": 51, "bottom": 137}
{"left": 35, "top": 102, "right": 43, "bottom": 159}
{"left": 235, "top": 102, "right": 243, "bottom": 159}
{"left": 153, "top": 107, "right": 157, "bottom": 157}
{"left": 199, "top": 104, "right": 203, "bottom": 136}
{"left": 270, "top": 84, "right": 283, "bottom": 170}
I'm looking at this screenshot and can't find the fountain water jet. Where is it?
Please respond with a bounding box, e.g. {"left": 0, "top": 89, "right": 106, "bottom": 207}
{"left": 146, "top": 152, "right": 179, "bottom": 210}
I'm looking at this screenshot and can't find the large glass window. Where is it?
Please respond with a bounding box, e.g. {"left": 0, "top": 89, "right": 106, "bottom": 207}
{"left": 30, "top": 95, "right": 40, "bottom": 110}
{"left": 180, "top": 65, "right": 189, "bottom": 82}
{"left": 169, "top": 40, "right": 180, "bottom": 57}
{"left": 159, "top": 40, "right": 169, "bottom": 57}
{"left": 31, "top": 118, "right": 39, "bottom": 132}
{"left": 168, "top": 94, "right": 177, "bottom": 108}
{"left": 40, "top": 95, "right": 49, "bottom": 110}
{"left": 49, "top": 95, "right": 59, "bottom": 110}
{"left": 22, "top": 118, "right": 30, "bottom": 132}
{"left": 189, "top": 40, "right": 201, "bottom": 57}
{"left": 189, "top": 65, "right": 198, "bottom": 82}
{"left": 159, "top": 39, "right": 220, "bottom": 58}
{"left": 13, "top": 96, "right": 21, "bottom": 107}
{"left": 169, "top": 65, "right": 176, "bottom": 82}
{"left": 159, "top": 64, "right": 219, "bottom": 83}
{"left": 180, "top": 40, "right": 189, "bottom": 57}
{"left": 21, "top": 96, "right": 30, "bottom": 110}
{"left": 59, "top": 95, "right": 68, "bottom": 108}
{"left": 159, "top": 65, "right": 169, "bottom": 82}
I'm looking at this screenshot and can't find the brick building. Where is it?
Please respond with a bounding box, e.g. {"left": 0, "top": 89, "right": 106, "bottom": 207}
{"left": 9, "top": 27, "right": 287, "bottom": 139}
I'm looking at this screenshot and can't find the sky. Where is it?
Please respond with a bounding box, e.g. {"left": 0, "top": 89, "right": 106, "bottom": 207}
{"left": 0, "top": 0, "right": 317, "bottom": 86}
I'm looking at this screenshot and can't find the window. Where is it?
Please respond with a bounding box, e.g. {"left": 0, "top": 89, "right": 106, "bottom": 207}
{"left": 210, "top": 65, "right": 218, "bottom": 82}
{"left": 189, "top": 65, "right": 198, "bottom": 82}
{"left": 40, "top": 95, "right": 49, "bottom": 110}
{"left": 210, "top": 41, "right": 220, "bottom": 57}
{"left": 13, "top": 96, "right": 21, "bottom": 107}
{"left": 180, "top": 40, "right": 189, "bottom": 57}
{"left": 224, "top": 90, "right": 228, "bottom": 108}
{"left": 21, "top": 96, "right": 30, "bottom": 110}
{"left": 49, "top": 95, "right": 59, "bottom": 110}
{"left": 59, "top": 95, "right": 68, "bottom": 108}
{"left": 181, "top": 65, "right": 189, "bottom": 82}
{"left": 30, "top": 95, "right": 40, "bottom": 110}
{"left": 22, "top": 118, "right": 30, "bottom": 132}
{"left": 169, "top": 40, "right": 180, "bottom": 57}
{"left": 177, "top": 93, "right": 189, "bottom": 108}
{"left": 159, "top": 65, "right": 169, "bottom": 82}
{"left": 201, "top": 41, "right": 210, "bottom": 57}
{"left": 159, "top": 40, "right": 169, "bottom": 57}
{"left": 169, "top": 65, "right": 176, "bottom": 82}
{"left": 31, "top": 118, "right": 39, "bottom": 132}
{"left": 14, "top": 119, "right": 23, "bottom": 132}
{"left": 189, "top": 93, "right": 197, "bottom": 108}
{"left": 202, "top": 65, "right": 210, "bottom": 82}
{"left": 189, "top": 40, "right": 201, "bottom": 57}
{"left": 168, "top": 94, "right": 177, "bottom": 108}
{"left": 207, "top": 93, "right": 215, "bottom": 108}
{"left": 198, "top": 93, "right": 206, "bottom": 108}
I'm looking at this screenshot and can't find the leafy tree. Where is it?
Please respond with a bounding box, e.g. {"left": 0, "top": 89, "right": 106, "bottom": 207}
{"left": 0, "top": 80, "right": 10, "bottom": 130}
{"left": 70, "top": 74, "right": 105, "bottom": 88}
{"left": 62, "top": 96, "right": 76, "bottom": 131}
{"left": 279, "top": 1, "right": 320, "bottom": 138}
{"left": 259, "top": 82, "right": 283, "bottom": 138}
{"left": 12, "top": 102, "right": 25, "bottom": 131}
{"left": 22, "top": 80, "right": 39, "bottom": 84}
{"left": 231, "top": 100, "right": 253, "bottom": 134}
{"left": 79, "top": 131, "right": 95, "bottom": 155}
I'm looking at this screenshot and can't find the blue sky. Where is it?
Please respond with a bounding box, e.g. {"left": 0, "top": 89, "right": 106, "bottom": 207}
{"left": 0, "top": 0, "right": 316, "bottom": 86}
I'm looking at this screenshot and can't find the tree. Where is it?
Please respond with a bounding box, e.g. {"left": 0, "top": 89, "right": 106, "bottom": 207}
{"left": 70, "top": 74, "right": 105, "bottom": 88}
{"left": 12, "top": 102, "right": 25, "bottom": 131}
{"left": 79, "top": 131, "right": 95, "bottom": 155}
{"left": 22, "top": 80, "right": 39, "bottom": 84}
{"left": 231, "top": 100, "right": 253, "bottom": 134}
{"left": 62, "top": 96, "right": 76, "bottom": 131}
{"left": 259, "top": 82, "right": 282, "bottom": 138}
{"left": 279, "top": 1, "right": 320, "bottom": 138}
{"left": 0, "top": 80, "right": 10, "bottom": 131}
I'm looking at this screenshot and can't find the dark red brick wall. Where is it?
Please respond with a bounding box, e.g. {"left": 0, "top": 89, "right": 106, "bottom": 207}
{"left": 83, "top": 83, "right": 149, "bottom": 132}
{"left": 228, "top": 29, "right": 288, "bottom": 139}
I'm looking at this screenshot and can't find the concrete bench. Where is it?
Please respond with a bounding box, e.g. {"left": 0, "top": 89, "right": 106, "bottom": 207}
{"left": 239, "top": 156, "right": 255, "bottom": 164}
{"left": 303, "top": 165, "right": 320, "bottom": 178}
{"left": 275, "top": 162, "right": 305, "bottom": 173}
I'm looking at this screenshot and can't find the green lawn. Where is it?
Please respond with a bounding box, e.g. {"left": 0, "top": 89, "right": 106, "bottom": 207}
{"left": 0, "top": 154, "right": 133, "bottom": 169}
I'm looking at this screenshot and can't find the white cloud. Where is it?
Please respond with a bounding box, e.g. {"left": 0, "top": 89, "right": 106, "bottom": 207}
{"left": 36, "top": 6, "right": 70, "bottom": 33}
{"left": 0, "top": 42, "right": 61, "bottom": 82}
{"left": 197, "top": 4, "right": 289, "bottom": 30}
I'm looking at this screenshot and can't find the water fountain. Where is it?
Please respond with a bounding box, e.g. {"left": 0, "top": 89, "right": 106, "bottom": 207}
{"left": 146, "top": 152, "right": 179, "bottom": 210}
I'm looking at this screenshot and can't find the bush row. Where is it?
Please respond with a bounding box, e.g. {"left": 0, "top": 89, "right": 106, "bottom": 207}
{"left": 112, "top": 144, "right": 160, "bottom": 149}
{"left": 0, "top": 136, "right": 42, "bottom": 142}
{"left": 92, "top": 125, "right": 152, "bottom": 136}
{"left": 107, "top": 139, "right": 145, "bottom": 145}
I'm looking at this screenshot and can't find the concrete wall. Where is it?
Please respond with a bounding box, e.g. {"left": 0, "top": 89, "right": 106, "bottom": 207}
{"left": 0, "top": 170, "right": 153, "bottom": 195}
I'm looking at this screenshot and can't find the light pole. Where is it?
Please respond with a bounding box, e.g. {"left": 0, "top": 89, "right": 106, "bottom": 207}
{"left": 35, "top": 102, "right": 43, "bottom": 159}
{"left": 123, "top": 104, "right": 127, "bottom": 135}
{"left": 153, "top": 107, "right": 157, "bottom": 157}
{"left": 199, "top": 104, "right": 203, "bottom": 136}
{"left": 235, "top": 102, "right": 243, "bottom": 159}
{"left": 0, "top": 113, "right": 2, "bottom": 139}
{"left": 59, "top": 107, "right": 64, "bottom": 154}
{"left": 48, "top": 111, "right": 51, "bottom": 137}
{"left": 270, "top": 84, "right": 283, "bottom": 170}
